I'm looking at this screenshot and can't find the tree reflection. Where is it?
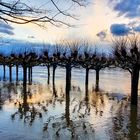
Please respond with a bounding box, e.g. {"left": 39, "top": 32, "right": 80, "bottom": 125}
{"left": 0, "top": 89, "right": 2, "bottom": 110}
{"left": 4, "top": 81, "right": 140, "bottom": 140}
{"left": 129, "top": 105, "right": 139, "bottom": 140}
{"left": 11, "top": 84, "right": 42, "bottom": 125}
{"left": 110, "top": 102, "right": 140, "bottom": 140}
{"left": 43, "top": 81, "right": 95, "bottom": 139}
{"left": 65, "top": 79, "right": 71, "bottom": 126}
{"left": 53, "top": 83, "right": 57, "bottom": 98}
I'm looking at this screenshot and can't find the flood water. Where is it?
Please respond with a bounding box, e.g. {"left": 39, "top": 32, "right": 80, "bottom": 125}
{"left": 0, "top": 66, "right": 140, "bottom": 140}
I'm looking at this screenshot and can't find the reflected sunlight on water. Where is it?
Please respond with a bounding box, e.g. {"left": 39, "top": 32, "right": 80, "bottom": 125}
{"left": 0, "top": 66, "right": 140, "bottom": 140}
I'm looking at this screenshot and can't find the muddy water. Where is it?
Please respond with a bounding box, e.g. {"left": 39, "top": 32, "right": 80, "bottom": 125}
{"left": 0, "top": 66, "right": 140, "bottom": 140}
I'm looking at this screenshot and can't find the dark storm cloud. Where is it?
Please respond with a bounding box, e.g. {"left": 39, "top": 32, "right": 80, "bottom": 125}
{"left": 110, "top": 0, "right": 140, "bottom": 18}
{"left": 0, "top": 21, "right": 14, "bottom": 35}
{"left": 110, "top": 24, "right": 131, "bottom": 36}
{"left": 96, "top": 30, "right": 107, "bottom": 40}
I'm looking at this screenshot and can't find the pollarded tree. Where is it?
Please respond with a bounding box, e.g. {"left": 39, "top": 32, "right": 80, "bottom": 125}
{"left": 59, "top": 41, "right": 80, "bottom": 92}
{"left": 6, "top": 53, "right": 15, "bottom": 82}
{"left": 113, "top": 36, "right": 140, "bottom": 105}
{"left": 52, "top": 44, "right": 63, "bottom": 85}
{"left": 79, "top": 44, "right": 111, "bottom": 92}
{"left": 17, "top": 49, "right": 37, "bottom": 93}
{"left": 41, "top": 46, "right": 52, "bottom": 85}
{"left": 0, "top": 53, "right": 7, "bottom": 80}
{"left": 26, "top": 51, "right": 38, "bottom": 84}
{"left": 78, "top": 43, "right": 92, "bottom": 89}
{"left": 10, "top": 52, "right": 20, "bottom": 82}
{"left": 90, "top": 52, "right": 111, "bottom": 91}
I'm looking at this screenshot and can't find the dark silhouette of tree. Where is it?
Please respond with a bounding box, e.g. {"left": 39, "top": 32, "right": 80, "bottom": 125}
{"left": 0, "top": 53, "right": 7, "bottom": 80}
{"left": 6, "top": 53, "right": 15, "bottom": 82}
{"left": 41, "top": 46, "right": 52, "bottom": 85}
{"left": 79, "top": 44, "right": 111, "bottom": 92}
{"left": 52, "top": 44, "right": 63, "bottom": 85}
{"left": 91, "top": 53, "right": 111, "bottom": 91}
{"left": 113, "top": 36, "right": 140, "bottom": 105}
{"left": 8, "top": 50, "right": 21, "bottom": 83}
{"left": 27, "top": 51, "right": 38, "bottom": 84}
{"left": 60, "top": 41, "right": 80, "bottom": 91}
{"left": 78, "top": 43, "right": 93, "bottom": 92}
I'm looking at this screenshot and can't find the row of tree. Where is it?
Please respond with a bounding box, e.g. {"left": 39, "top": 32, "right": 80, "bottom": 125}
{"left": 0, "top": 37, "right": 139, "bottom": 105}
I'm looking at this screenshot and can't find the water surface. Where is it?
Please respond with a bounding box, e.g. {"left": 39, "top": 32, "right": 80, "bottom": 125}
{"left": 0, "top": 66, "right": 140, "bottom": 140}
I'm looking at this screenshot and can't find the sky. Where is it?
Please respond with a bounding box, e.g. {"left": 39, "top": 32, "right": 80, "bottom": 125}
{"left": 0, "top": 0, "right": 140, "bottom": 44}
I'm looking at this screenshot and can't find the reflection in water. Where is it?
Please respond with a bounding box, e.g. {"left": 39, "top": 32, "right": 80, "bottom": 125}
{"left": 129, "top": 106, "right": 139, "bottom": 140}
{"left": 0, "top": 80, "right": 139, "bottom": 139}
{"left": 110, "top": 102, "right": 140, "bottom": 140}
{"left": 11, "top": 84, "right": 42, "bottom": 125}
{"left": 0, "top": 89, "right": 2, "bottom": 110}
{"left": 65, "top": 80, "right": 70, "bottom": 126}
{"left": 53, "top": 83, "right": 57, "bottom": 98}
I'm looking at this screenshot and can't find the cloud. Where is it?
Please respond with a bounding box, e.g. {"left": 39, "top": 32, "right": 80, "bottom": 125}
{"left": 27, "top": 35, "right": 35, "bottom": 39}
{"left": 133, "top": 25, "right": 140, "bottom": 32}
{"left": 0, "top": 28, "right": 14, "bottom": 35}
{"left": 0, "top": 21, "right": 14, "bottom": 35}
{"left": 110, "top": 0, "right": 140, "bottom": 18}
{"left": 96, "top": 30, "right": 107, "bottom": 40}
{"left": 110, "top": 24, "right": 131, "bottom": 36}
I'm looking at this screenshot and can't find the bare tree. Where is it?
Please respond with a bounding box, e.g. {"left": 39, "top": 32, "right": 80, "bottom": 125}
{"left": 59, "top": 41, "right": 80, "bottom": 92}
{"left": 52, "top": 44, "right": 63, "bottom": 85}
{"left": 0, "top": 0, "right": 87, "bottom": 27}
{"left": 113, "top": 36, "right": 140, "bottom": 105}
{"left": 79, "top": 43, "right": 111, "bottom": 92}
{"left": 0, "top": 52, "right": 7, "bottom": 80}
{"left": 41, "top": 45, "right": 52, "bottom": 85}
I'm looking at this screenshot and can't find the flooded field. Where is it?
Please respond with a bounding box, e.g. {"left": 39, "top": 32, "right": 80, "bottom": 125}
{"left": 0, "top": 66, "right": 140, "bottom": 140}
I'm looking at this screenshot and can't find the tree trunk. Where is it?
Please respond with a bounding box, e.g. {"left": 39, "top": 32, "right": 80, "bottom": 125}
{"left": 66, "top": 65, "right": 71, "bottom": 92}
{"left": 95, "top": 69, "right": 99, "bottom": 91}
{"left": 131, "top": 66, "right": 139, "bottom": 105}
{"left": 30, "top": 67, "right": 32, "bottom": 83}
{"left": 16, "top": 65, "right": 18, "bottom": 82}
{"left": 3, "top": 65, "right": 6, "bottom": 81}
{"left": 9, "top": 66, "right": 12, "bottom": 82}
{"left": 23, "top": 66, "right": 27, "bottom": 92}
{"left": 28, "top": 67, "right": 31, "bottom": 84}
{"left": 85, "top": 68, "right": 89, "bottom": 86}
{"left": 47, "top": 65, "right": 50, "bottom": 85}
{"left": 52, "top": 65, "right": 57, "bottom": 85}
